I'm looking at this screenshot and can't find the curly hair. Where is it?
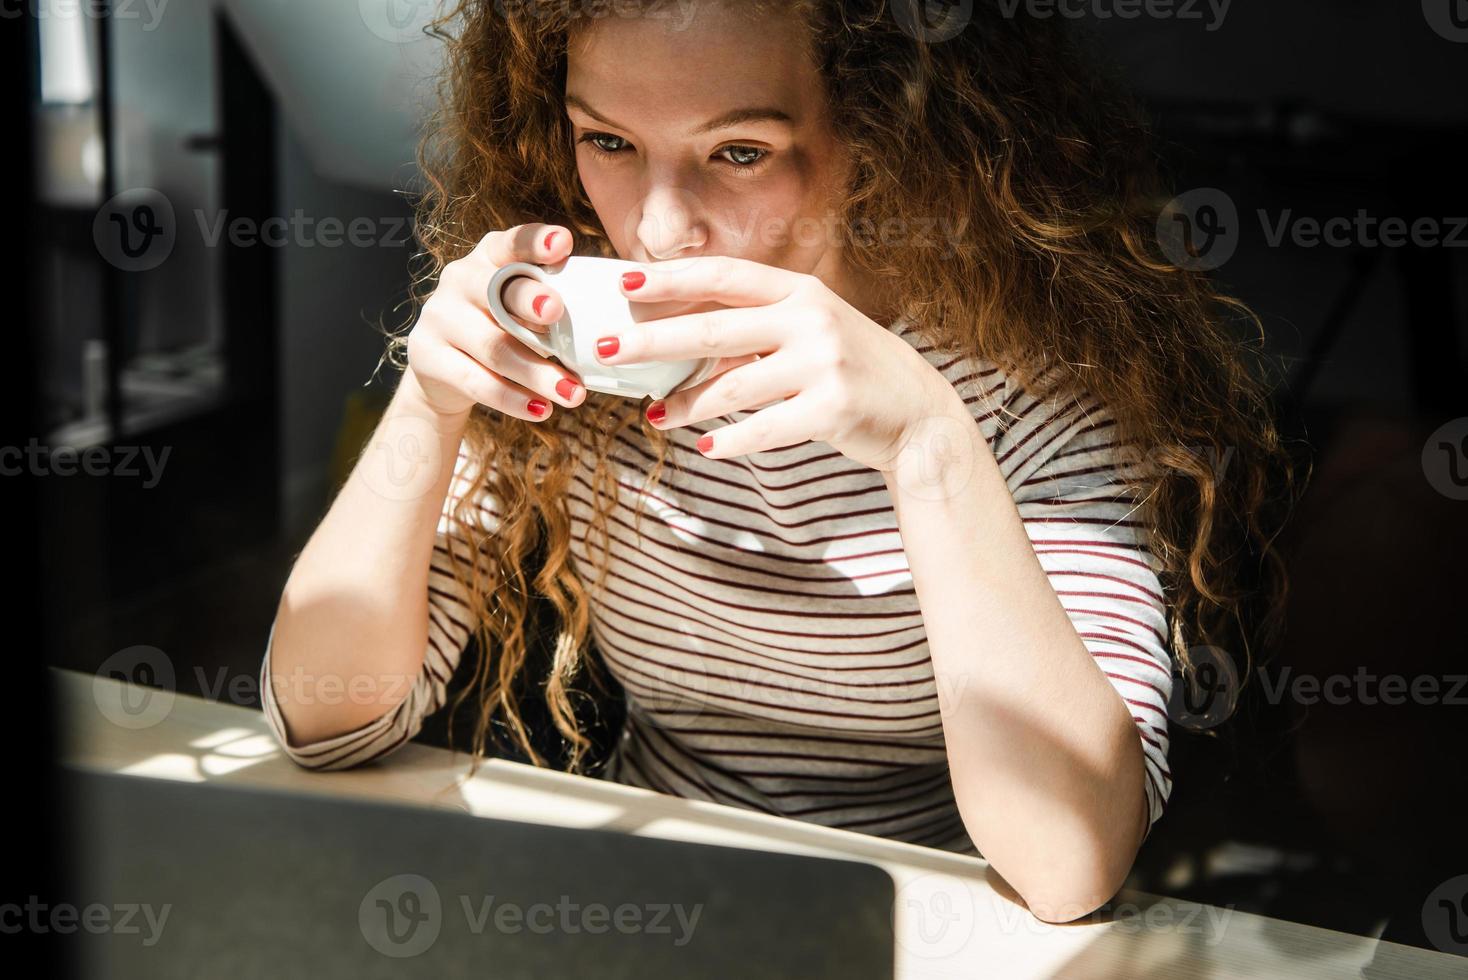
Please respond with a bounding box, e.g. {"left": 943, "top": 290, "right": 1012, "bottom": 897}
{"left": 379, "top": 0, "right": 1298, "bottom": 777}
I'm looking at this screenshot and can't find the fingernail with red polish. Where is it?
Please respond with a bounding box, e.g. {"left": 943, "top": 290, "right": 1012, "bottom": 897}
{"left": 528, "top": 399, "right": 549, "bottom": 417}
{"left": 556, "top": 378, "right": 579, "bottom": 400}
{"left": 543, "top": 231, "right": 558, "bottom": 252}
{"left": 533, "top": 294, "right": 550, "bottom": 318}
{"left": 646, "top": 400, "right": 666, "bottom": 423}
{"left": 697, "top": 434, "right": 713, "bottom": 454}
{"left": 621, "top": 271, "right": 645, "bottom": 291}
{"left": 596, "top": 336, "right": 619, "bottom": 358}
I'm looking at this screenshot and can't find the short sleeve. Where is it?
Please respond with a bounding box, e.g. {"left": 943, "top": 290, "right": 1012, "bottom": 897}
{"left": 975, "top": 368, "right": 1175, "bottom": 837}
{"left": 259, "top": 440, "right": 502, "bottom": 771}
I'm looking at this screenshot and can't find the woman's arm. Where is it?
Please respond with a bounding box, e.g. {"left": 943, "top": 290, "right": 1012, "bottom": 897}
{"left": 885, "top": 378, "right": 1170, "bottom": 923}
{"left": 266, "top": 368, "right": 476, "bottom": 746}
{"left": 264, "top": 224, "right": 585, "bottom": 757}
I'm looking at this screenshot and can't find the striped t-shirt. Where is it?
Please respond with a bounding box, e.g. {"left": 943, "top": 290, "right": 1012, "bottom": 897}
{"left": 259, "top": 315, "right": 1175, "bottom": 856}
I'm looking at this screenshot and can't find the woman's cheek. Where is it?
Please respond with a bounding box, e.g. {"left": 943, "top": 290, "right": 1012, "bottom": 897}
{"left": 576, "top": 169, "right": 631, "bottom": 245}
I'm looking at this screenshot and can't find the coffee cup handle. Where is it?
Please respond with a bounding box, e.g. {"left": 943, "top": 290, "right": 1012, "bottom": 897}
{"left": 485, "top": 262, "right": 558, "bottom": 360}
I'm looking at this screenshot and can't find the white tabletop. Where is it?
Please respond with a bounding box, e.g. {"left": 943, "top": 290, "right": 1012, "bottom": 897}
{"left": 55, "top": 668, "right": 1463, "bottom": 979}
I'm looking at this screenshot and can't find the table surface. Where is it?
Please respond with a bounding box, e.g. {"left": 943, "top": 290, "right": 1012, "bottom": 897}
{"left": 55, "top": 667, "right": 1465, "bottom": 979}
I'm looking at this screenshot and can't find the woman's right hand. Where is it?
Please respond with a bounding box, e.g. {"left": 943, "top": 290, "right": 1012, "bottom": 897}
{"left": 404, "top": 223, "right": 586, "bottom": 422}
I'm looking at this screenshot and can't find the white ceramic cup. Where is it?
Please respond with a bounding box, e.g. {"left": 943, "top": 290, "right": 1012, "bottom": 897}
{"left": 485, "top": 255, "right": 721, "bottom": 400}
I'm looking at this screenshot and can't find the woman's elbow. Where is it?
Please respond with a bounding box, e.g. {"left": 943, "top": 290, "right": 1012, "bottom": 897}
{"left": 1019, "top": 878, "right": 1121, "bottom": 924}
{"left": 1018, "top": 848, "right": 1136, "bottom": 923}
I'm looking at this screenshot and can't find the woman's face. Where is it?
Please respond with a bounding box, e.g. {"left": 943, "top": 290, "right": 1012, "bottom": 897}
{"left": 564, "top": 2, "right": 873, "bottom": 312}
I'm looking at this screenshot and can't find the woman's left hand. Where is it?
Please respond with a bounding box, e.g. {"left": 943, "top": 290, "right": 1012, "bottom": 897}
{"left": 595, "top": 256, "right": 957, "bottom": 474}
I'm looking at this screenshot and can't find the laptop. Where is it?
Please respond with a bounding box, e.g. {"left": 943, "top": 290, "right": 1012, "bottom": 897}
{"left": 58, "top": 767, "right": 895, "bottom": 979}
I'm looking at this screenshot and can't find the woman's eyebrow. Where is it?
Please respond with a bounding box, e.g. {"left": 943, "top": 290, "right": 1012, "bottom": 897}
{"left": 564, "top": 92, "right": 793, "bottom": 135}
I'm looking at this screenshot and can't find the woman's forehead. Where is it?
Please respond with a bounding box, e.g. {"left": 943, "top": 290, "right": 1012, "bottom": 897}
{"left": 565, "top": 5, "right": 820, "bottom": 129}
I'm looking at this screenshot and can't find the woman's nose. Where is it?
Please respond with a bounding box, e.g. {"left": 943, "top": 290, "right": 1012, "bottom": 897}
{"left": 634, "top": 186, "right": 708, "bottom": 260}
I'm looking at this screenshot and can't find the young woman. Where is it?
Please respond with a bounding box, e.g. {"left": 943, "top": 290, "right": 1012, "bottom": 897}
{"left": 261, "top": 0, "right": 1291, "bottom": 922}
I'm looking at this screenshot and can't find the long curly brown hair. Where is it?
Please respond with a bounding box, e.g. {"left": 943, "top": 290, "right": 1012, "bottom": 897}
{"left": 380, "top": 0, "right": 1298, "bottom": 777}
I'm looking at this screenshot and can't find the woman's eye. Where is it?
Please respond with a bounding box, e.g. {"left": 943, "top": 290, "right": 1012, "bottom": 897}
{"left": 577, "top": 131, "right": 767, "bottom": 170}
{"left": 583, "top": 133, "right": 628, "bottom": 154}
{"left": 719, "top": 145, "right": 766, "bottom": 167}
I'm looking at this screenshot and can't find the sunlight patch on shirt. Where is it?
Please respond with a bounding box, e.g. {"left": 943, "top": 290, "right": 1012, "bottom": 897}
{"left": 819, "top": 532, "right": 912, "bottom": 597}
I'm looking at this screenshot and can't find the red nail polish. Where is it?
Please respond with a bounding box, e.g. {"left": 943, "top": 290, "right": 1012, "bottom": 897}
{"left": 543, "top": 231, "right": 558, "bottom": 251}
{"left": 697, "top": 434, "right": 713, "bottom": 453}
{"left": 528, "top": 399, "right": 548, "bottom": 417}
{"left": 597, "top": 336, "right": 619, "bottom": 358}
{"left": 622, "top": 271, "right": 646, "bottom": 291}
{"left": 533, "top": 294, "right": 550, "bottom": 318}
{"left": 646, "top": 401, "right": 666, "bottom": 423}
{"left": 556, "top": 378, "right": 579, "bottom": 400}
